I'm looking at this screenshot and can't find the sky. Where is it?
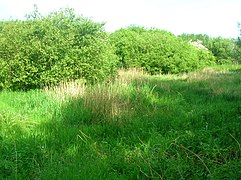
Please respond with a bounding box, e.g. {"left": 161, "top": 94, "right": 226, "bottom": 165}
{"left": 0, "top": 0, "right": 240, "bottom": 38}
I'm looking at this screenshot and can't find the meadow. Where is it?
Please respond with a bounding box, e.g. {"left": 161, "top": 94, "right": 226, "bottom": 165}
{"left": 1, "top": 65, "right": 241, "bottom": 179}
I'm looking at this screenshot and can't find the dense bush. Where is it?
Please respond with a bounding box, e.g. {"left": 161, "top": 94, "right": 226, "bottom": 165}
{"left": 110, "top": 26, "right": 215, "bottom": 74}
{"left": 0, "top": 8, "right": 117, "bottom": 90}
{"left": 179, "top": 34, "right": 239, "bottom": 64}
{"left": 209, "top": 37, "right": 236, "bottom": 64}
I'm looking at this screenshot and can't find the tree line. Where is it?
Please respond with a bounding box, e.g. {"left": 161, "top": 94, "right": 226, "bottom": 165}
{"left": 0, "top": 8, "right": 240, "bottom": 90}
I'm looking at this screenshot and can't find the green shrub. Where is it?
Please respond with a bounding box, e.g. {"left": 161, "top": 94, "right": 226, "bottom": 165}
{"left": 0, "top": 8, "right": 117, "bottom": 90}
{"left": 179, "top": 34, "right": 238, "bottom": 64}
{"left": 196, "top": 49, "right": 216, "bottom": 66}
{"left": 209, "top": 37, "right": 235, "bottom": 64}
{"left": 235, "top": 23, "right": 241, "bottom": 63}
{"left": 188, "top": 40, "right": 216, "bottom": 67}
{"left": 110, "top": 26, "right": 215, "bottom": 74}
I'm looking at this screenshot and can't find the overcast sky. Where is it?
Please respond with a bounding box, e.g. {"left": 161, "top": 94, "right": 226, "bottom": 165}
{"left": 0, "top": 0, "right": 240, "bottom": 38}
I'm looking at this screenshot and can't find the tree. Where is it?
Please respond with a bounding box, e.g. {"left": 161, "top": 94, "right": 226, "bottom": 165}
{"left": 0, "top": 8, "right": 117, "bottom": 90}
{"left": 179, "top": 34, "right": 237, "bottom": 64}
{"left": 110, "top": 26, "right": 215, "bottom": 74}
{"left": 234, "top": 23, "right": 241, "bottom": 63}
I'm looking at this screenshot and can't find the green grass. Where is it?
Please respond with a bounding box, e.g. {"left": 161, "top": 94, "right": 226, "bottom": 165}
{"left": 1, "top": 65, "right": 241, "bottom": 179}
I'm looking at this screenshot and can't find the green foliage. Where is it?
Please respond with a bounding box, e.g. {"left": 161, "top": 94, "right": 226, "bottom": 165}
{"left": 196, "top": 49, "right": 216, "bottom": 66}
{"left": 110, "top": 26, "right": 215, "bottom": 74}
{"left": 179, "top": 33, "right": 238, "bottom": 64}
{"left": 0, "top": 8, "right": 117, "bottom": 90}
{"left": 235, "top": 23, "right": 241, "bottom": 63}
{"left": 209, "top": 37, "right": 236, "bottom": 64}
{"left": 238, "top": 23, "right": 241, "bottom": 47}
{"left": 179, "top": 33, "right": 211, "bottom": 47}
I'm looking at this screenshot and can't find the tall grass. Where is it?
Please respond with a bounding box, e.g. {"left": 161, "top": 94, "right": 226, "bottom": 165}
{"left": 44, "top": 68, "right": 148, "bottom": 123}
{"left": 1, "top": 65, "right": 241, "bottom": 179}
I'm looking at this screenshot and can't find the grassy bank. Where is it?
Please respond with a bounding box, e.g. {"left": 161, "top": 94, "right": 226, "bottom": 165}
{"left": 1, "top": 65, "right": 241, "bottom": 179}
